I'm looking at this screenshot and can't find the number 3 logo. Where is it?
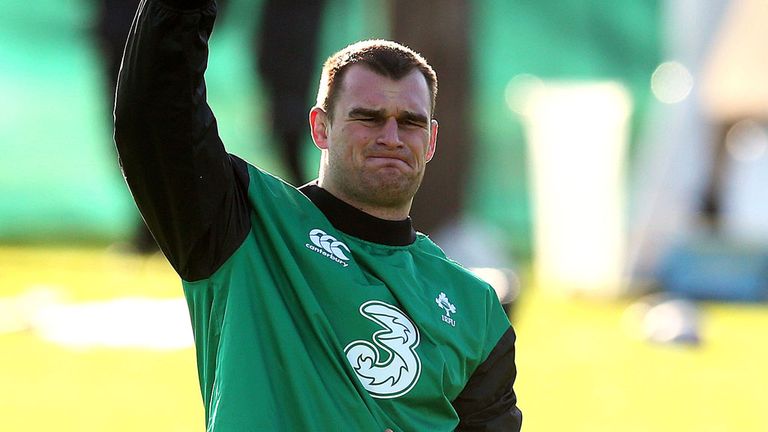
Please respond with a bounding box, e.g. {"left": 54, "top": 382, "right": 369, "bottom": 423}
{"left": 344, "top": 301, "right": 422, "bottom": 399}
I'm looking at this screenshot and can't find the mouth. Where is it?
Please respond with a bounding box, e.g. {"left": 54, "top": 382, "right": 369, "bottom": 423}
{"left": 365, "top": 155, "right": 412, "bottom": 169}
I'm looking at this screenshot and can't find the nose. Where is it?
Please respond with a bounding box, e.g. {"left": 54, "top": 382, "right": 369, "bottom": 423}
{"left": 377, "top": 117, "right": 403, "bottom": 148}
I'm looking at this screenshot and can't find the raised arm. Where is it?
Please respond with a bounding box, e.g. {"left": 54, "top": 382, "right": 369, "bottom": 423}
{"left": 114, "top": 0, "right": 250, "bottom": 281}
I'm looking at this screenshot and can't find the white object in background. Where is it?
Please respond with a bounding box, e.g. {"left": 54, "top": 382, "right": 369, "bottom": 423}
{"left": 721, "top": 120, "right": 768, "bottom": 242}
{"left": 518, "top": 81, "right": 632, "bottom": 295}
{"left": 0, "top": 286, "right": 193, "bottom": 350}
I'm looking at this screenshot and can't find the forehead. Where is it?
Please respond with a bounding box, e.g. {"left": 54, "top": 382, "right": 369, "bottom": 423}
{"left": 336, "top": 65, "right": 431, "bottom": 116}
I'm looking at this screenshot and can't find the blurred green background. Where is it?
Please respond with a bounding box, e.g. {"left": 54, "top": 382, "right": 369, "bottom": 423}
{"left": 0, "top": 0, "right": 660, "bottom": 257}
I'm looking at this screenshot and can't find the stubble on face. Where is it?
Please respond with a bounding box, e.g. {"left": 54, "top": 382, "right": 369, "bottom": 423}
{"left": 325, "top": 139, "right": 425, "bottom": 210}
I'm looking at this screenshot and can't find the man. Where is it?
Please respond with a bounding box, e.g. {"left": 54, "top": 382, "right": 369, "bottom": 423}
{"left": 114, "top": 0, "right": 522, "bottom": 430}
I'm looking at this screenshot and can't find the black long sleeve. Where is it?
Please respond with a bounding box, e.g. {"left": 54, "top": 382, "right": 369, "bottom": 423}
{"left": 113, "top": 0, "right": 250, "bottom": 281}
{"left": 453, "top": 327, "right": 523, "bottom": 431}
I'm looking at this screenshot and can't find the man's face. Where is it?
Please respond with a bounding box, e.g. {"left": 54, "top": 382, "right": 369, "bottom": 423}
{"left": 311, "top": 65, "right": 438, "bottom": 216}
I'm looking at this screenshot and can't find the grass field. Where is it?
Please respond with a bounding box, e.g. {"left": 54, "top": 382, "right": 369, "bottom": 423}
{"left": 1, "top": 246, "right": 766, "bottom": 431}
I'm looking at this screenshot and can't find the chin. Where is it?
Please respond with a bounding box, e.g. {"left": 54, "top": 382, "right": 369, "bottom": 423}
{"left": 363, "top": 177, "right": 420, "bottom": 207}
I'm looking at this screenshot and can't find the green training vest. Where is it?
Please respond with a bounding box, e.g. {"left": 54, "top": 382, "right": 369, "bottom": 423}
{"left": 183, "top": 166, "right": 511, "bottom": 431}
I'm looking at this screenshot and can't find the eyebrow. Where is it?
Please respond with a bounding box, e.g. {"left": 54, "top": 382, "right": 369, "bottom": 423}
{"left": 347, "top": 107, "right": 430, "bottom": 125}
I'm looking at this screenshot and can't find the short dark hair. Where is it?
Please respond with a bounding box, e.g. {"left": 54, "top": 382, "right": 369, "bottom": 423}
{"left": 316, "top": 39, "right": 438, "bottom": 120}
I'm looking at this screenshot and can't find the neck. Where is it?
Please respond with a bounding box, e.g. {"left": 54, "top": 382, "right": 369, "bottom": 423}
{"left": 317, "top": 178, "right": 412, "bottom": 221}
{"left": 299, "top": 182, "right": 417, "bottom": 246}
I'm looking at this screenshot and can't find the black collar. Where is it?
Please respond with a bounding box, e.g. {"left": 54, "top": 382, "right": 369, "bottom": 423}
{"left": 299, "top": 182, "right": 417, "bottom": 246}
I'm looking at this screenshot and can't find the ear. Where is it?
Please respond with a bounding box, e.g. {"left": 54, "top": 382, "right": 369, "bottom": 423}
{"left": 425, "top": 118, "right": 438, "bottom": 162}
{"left": 310, "top": 107, "right": 330, "bottom": 150}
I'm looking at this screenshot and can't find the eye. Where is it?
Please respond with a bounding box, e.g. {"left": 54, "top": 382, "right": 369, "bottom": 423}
{"left": 352, "top": 116, "right": 380, "bottom": 125}
{"left": 400, "top": 119, "right": 427, "bottom": 129}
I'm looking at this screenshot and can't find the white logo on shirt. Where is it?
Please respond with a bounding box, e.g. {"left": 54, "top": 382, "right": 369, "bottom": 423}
{"left": 436, "top": 292, "right": 457, "bottom": 327}
{"left": 306, "top": 228, "right": 350, "bottom": 267}
{"left": 345, "top": 301, "right": 422, "bottom": 399}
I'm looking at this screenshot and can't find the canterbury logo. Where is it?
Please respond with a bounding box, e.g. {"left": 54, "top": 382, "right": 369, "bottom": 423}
{"left": 305, "top": 228, "right": 350, "bottom": 267}
{"left": 344, "top": 301, "right": 422, "bottom": 399}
